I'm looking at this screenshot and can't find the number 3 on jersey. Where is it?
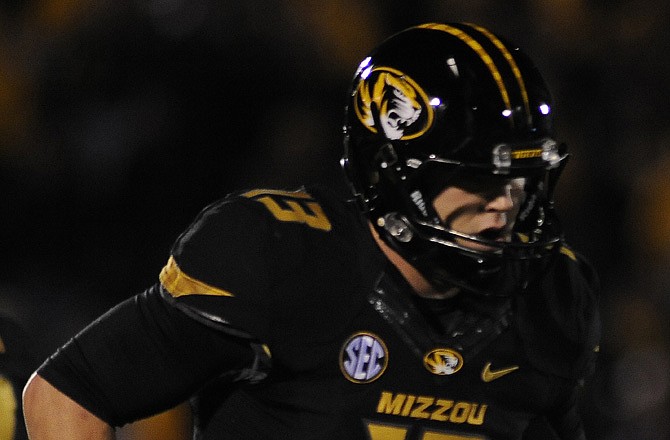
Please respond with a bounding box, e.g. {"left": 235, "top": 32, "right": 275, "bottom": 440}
{"left": 242, "top": 189, "right": 332, "bottom": 231}
{"left": 366, "top": 421, "right": 485, "bottom": 440}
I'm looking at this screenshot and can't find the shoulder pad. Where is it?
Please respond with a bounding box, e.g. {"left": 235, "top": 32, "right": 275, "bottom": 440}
{"left": 515, "top": 249, "right": 601, "bottom": 380}
{"left": 157, "top": 187, "right": 349, "bottom": 341}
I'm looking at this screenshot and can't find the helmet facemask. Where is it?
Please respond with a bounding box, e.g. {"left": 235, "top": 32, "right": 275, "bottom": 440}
{"left": 364, "top": 145, "right": 568, "bottom": 296}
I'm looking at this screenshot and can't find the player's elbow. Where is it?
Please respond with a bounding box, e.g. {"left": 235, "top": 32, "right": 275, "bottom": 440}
{"left": 22, "top": 373, "right": 48, "bottom": 425}
{"left": 23, "top": 373, "right": 113, "bottom": 439}
{"left": 23, "top": 373, "right": 61, "bottom": 437}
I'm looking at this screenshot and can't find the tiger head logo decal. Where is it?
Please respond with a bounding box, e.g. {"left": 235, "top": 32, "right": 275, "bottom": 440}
{"left": 423, "top": 348, "right": 463, "bottom": 376}
{"left": 353, "top": 67, "right": 434, "bottom": 141}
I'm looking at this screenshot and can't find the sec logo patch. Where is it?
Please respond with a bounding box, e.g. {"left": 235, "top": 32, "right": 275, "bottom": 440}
{"left": 340, "top": 332, "right": 388, "bottom": 383}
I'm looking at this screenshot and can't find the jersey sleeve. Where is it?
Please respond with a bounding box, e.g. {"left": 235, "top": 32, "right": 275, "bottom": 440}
{"left": 37, "top": 285, "right": 261, "bottom": 427}
{"left": 160, "top": 194, "right": 276, "bottom": 341}
{"left": 157, "top": 189, "right": 335, "bottom": 343}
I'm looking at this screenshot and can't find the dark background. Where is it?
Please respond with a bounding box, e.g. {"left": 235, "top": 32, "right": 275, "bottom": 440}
{"left": 1, "top": 1, "right": 669, "bottom": 438}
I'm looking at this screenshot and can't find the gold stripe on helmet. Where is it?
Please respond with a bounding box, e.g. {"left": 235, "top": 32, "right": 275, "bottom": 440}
{"left": 467, "top": 23, "right": 531, "bottom": 122}
{"left": 419, "top": 23, "right": 512, "bottom": 112}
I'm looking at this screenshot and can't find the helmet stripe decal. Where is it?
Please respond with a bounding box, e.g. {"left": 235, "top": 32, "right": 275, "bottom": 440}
{"left": 468, "top": 23, "right": 531, "bottom": 124}
{"left": 419, "top": 23, "right": 513, "bottom": 114}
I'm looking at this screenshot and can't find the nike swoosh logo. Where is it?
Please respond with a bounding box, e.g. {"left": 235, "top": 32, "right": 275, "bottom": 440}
{"left": 481, "top": 362, "right": 519, "bottom": 382}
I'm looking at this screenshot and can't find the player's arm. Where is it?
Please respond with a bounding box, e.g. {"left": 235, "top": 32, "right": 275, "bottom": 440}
{"left": 23, "top": 196, "right": 277, "bottom": 438}
{"left": 23, "top": 285, "right": 262, "bottom": 438}
{"left": 23, "top": 373, "right": 114, "bottom": 439}
{"left": 23, "top": 386, "right": 192, "bottom": 440}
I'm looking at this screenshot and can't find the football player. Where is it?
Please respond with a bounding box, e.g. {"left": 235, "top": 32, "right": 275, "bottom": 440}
{"left": 23, "top": 22, "right": 600, "bottom": 439}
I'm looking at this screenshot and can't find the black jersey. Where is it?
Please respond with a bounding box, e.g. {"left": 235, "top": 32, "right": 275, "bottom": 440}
{"left": 38, "top": 186, "right": 600, "bottom": 439}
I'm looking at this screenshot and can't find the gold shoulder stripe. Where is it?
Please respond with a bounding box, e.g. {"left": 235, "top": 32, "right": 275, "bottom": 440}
{"left": 419, "top": 23, "right": 512, "bottom": 113}
{"left": 242, "top": 189, "right": 314, "bottom": 200}
{"left": 160, "top": 256, "right": 234, "bottom": 298}
{"left": 560, "top": 246, "right": 577, "bottom": 261}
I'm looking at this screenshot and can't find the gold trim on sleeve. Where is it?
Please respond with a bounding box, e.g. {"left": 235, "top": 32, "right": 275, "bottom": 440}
{"left": 159, "top": 256, "right": 234, "bottom": 298}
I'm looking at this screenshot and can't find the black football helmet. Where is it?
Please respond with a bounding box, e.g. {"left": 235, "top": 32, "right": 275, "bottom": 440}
{"left": 342, "top": 22, "right": 568, "bottom": 296}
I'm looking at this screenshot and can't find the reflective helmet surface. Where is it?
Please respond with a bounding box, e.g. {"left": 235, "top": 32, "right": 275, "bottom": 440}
{"left": 342, "top": 22, "right": 568, "bottom": 296}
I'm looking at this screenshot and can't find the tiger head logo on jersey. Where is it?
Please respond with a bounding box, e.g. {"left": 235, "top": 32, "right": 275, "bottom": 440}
{"left": 353, "top": 66, "right": 434, "bottom": 141}
{"left": 423, "top": 348, "right": 463, "bottom": 376}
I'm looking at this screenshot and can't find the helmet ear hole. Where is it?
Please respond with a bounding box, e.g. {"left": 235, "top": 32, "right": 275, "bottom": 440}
{"left": 374, "top": 143, "right": 399, "bottom": 171}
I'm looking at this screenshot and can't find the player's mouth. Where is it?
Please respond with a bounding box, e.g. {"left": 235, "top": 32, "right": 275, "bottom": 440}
{"left": 477, "top": 227, "right": 510, "bottom": 243}
{"left": 456, "top": 227, "right": 510, "bottom": 252}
